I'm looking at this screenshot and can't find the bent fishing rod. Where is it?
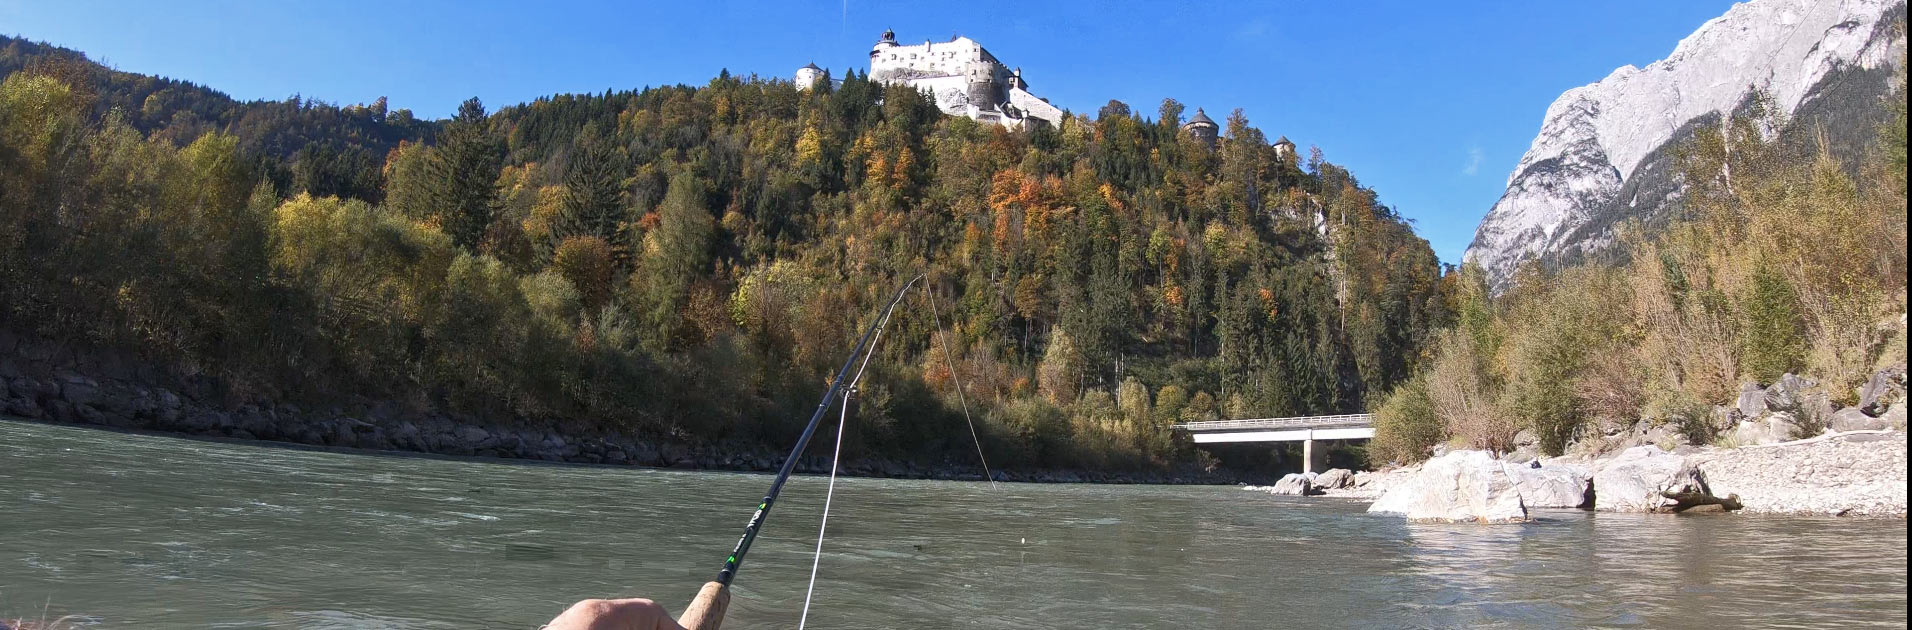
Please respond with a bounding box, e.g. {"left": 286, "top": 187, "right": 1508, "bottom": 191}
{"left": 678, "top": 274, "right": 924, "bottom": 630}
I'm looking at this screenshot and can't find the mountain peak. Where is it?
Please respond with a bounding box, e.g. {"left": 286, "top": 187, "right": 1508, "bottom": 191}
{"left": 1465, "top": 0, "right": 1905, "bottom": 290}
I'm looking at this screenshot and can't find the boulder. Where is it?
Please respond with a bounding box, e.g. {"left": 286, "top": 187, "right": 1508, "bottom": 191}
{"left": 1885, "top": 403, "right": 1906, "bottom": 430}
{"left": 1592, "top": 446, "right": 1715, "bottom": 512}
{"left": 59, "top": 377, "right": 102, "bottom": 409}
{"left": 1267, "top": 473, "right": 1318, "bottom": 496}
{"left": 453, "top": 426, "right": 490, "bottom": 446}
{"left": 1505, "top": 462, "right": 1593, "bottom": 509}
{"left": 1731, "top": 412, "right": 1800, "bottom": 446}
{"left": 1367, "top": 450, "right": 1527, "bottom": 523}
{"left": 1802, "top": 393, "right": 1836, "bottom": 428}
{"left": 1736, "top": 382, "right": 1768, "bottom": 418}
{"left": 1763, "top": 373, "right": 1813, "bottom": 413}
{"left": 1312, "top": 468, "right": 1355, "bottom": 490}
{"left": 1828, "top": 407, "right": 1890, "bottom": 432}
{"left": 5, "top": 397, "right": 42, "bottom": 418}
{"left": 1858, "top": 368, "right": 1905, "bottom": 415}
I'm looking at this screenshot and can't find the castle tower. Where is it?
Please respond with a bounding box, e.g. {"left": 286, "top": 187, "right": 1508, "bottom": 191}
{"left": 795, "top": 62, "right": 823, "bottom": 90}
{"left": 1182, "top": 108, "right": 1219, "bottom": 149}
{"left": 870, "top": 28, "right": 898, "bottom": 59}
{"left": 1274, "top": 136, "right": 1297, "bottom": 163}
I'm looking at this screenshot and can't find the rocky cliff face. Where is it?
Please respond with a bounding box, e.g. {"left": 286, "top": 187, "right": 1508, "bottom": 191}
{"left": 1466, "top": 0, "right": 1906, "bottom": 290}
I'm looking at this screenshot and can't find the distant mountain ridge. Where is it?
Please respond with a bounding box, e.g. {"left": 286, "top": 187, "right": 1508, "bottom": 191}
{"left": 1466, "top": 0, "right": 1907, "bottom": 290}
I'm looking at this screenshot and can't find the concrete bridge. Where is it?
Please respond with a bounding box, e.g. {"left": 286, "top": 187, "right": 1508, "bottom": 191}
{"left": 1172, "top": 414, "right": 1373, "bottom": 473}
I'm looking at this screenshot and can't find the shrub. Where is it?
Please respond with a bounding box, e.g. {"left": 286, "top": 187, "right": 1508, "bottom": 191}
{"left": 1425, "top": 329, "right": 1511, "bottom": 451}
{"left": 552, "top": 235, "right": 615, "bottom": 311}
{"left": 1648, "top": 383, "right": 1716, "bottom": 445}
{"left": 1737, "top": 261, "right": 1807, "bottom": 383}
{"left": 1370, "top": 374, "right": 1441, "bottom": 465}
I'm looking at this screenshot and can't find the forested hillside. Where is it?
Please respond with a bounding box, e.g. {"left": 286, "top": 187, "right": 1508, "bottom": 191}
{"left": 0, "top": 35, "right": 434, "bottom": 202}
{"left": 0, "top": 43, "right": 1449, "bottom": 471}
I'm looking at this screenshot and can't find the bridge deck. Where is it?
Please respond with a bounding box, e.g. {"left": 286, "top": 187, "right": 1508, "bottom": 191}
{"left": 1172, "top": 414, "right": 1373, "bottom": 444}
{"left": 1174, "top": 414, "right": 1372, "bottom": 432}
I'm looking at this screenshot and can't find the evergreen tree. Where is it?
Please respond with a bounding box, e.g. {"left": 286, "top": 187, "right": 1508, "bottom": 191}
{"left": 431, "top": 97, "right": 504, "bottom": 250}
{"left": 637, "top": 171, "right": 713, "bottom": 349}
{"left": 554, "top": 122, "right": 629, "bottom": 253}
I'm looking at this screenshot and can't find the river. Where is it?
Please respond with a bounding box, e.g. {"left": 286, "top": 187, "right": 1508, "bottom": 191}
{"left": 2, "top": 419, "right": 1905, "bottom": 629}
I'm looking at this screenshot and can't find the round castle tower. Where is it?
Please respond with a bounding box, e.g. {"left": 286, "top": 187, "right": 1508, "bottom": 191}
{"left": 1182, "top": 108, "right": 1219, "bottom": 149}
{"left": 795, "top": 62, "right": 823, "bottom": 90}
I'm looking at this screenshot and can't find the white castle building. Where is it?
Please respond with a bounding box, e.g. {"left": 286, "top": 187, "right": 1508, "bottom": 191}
{"left": 798, "top": 29, "right": 1064, "bottom": 129}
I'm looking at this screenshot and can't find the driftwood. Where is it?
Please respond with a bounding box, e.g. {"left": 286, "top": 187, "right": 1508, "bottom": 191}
{"left": 1662, "top": 491, "right": 1743, "bottom": 513}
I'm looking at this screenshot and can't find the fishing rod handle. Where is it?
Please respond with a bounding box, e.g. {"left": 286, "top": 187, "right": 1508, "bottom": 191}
{"left": 678, "top": 581, "right": 730, "bottom": 630}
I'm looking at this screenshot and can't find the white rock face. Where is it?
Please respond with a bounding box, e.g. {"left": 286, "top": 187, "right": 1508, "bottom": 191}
{"left": 1504, "top": 462, "right": 1593, "bottom": 509}
{"left": 1591, "top": 446, "right": 1712, "bottom": 512}
{"left": 1466, "top": 0, "right": 1903, "bottom": 290}
{"left": 1368, "top": 450, "right": 1528, "bottom": 523}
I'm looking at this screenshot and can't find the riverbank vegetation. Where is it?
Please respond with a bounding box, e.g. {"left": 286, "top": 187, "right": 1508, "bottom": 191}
{"left": 1371, "top": 85, "right": 1909, "bottom": 464}
{"left": 0, "top": 38, "right": 1447, "bottom": 472}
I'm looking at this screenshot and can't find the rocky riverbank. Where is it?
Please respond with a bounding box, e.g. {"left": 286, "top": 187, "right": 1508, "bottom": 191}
{"left": 0, "top": 330, "right": 1248, "bottom": 485}
{"left": 1253, "top": 429, "right": 1908, "bottom": 521}
{"left": 1245, "top": 365, "right": 1910, "bottom": 520}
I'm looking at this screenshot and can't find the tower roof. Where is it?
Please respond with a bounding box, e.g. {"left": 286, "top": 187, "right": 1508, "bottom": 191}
{"left": 879, "top": 29, "right": 897, "bottom": 44}
{"left": 801, "top": 61, "right": 821, "bottom": 71}
{"left": 1275, "top": 135, "right": 1294, "bottom": 146}
{"left": 1187, "top": 108, "right": 1215, "bottom": 126}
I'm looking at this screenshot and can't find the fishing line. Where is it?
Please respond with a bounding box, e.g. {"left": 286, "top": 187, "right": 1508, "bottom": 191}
{"left": 924, "top": 283, "right": 999, "bottom": 491}
{"left": 797, "top": 292, "right": 896, "bottom": 630}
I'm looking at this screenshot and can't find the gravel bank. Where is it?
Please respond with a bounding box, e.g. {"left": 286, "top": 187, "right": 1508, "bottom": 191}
{"left": 1691, "top": 431, "right": 1907, "bottom": 517}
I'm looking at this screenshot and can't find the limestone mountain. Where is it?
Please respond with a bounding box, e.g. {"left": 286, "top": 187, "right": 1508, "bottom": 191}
{"left": 1466, "top": 0, "right": 1907, "bottom": 291}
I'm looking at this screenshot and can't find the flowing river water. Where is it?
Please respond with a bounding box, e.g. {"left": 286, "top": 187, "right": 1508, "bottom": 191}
{"left": 2, "top": 419, "right": 1906, "bottom": 629}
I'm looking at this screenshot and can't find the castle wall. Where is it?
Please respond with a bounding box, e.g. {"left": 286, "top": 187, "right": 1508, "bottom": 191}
{"left": 870, "top": 37, "right": 1005, "bottom": 84}
{"left": 1007, "top": 87, "right": 1063, "bottom": 126}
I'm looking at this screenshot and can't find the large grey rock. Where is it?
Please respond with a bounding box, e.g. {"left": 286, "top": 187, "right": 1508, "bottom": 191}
{"left": 5, "top": 397, "right": 42, "bottom": 418}
{"left": 1736, "top": 382, "right": 1768, "bottom": 418}
{"left": 1885, "top": 404, "right": 1906, "bottom": 430}
{"left": 1763, "top": 373, "right": 1813, "bottom": 413}
{"left": 1859, "top": 368, "right": 1905, "bottom": 415}
{"left": 453, "top": 426, "right": 490, "bottom": 446}
{"left": 1267, "top": 473, "right": 1316, "bottom": 496}
{"left": 1505, "top": 462, "right": 1593, "bottom": 508}
{"left": 1313, "top": 468, "right": 1355, "bottom": 490}
{"left": 1367, "top": 450, "right": 1527, "bottom": 523}
{"left": 1801, "top": 393, "right": 1835, "bottom": 430}
{"left": 59, "top": 377, "right": 101, "bottom": 409}
{"left": 1828, "top": 407, "right": 1890, "bottom": 432}
{"left": 1731, "top": 412, "right": 1801, "bottom": 446}
{"left": 1592, "top": 446, "right": 1712, "bottom": 512}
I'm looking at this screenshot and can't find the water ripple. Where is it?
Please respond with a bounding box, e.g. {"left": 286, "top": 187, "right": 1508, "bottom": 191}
{"left": 2, "top": 419, "right": 1905, "bottom": 629}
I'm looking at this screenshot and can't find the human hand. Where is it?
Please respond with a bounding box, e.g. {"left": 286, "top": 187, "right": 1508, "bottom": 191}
{"left": 543, "top": 598, "right": 688, "bottom": 630}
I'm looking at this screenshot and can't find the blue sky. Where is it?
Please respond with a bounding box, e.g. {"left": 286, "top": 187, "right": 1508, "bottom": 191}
{"left": 1, "top": 0, "right": 1739, "bottom": 263}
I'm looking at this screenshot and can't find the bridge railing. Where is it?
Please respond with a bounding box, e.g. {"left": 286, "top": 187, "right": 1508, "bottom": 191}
{"left": 1172, "top": 414, "right": 1372, "bottom": 432}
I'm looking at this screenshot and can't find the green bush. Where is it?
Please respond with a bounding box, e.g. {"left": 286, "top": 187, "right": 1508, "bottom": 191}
{"left": 1737, "top": 261, "right": 1806, "bottom": 384}
{"left": 1370, "top": 374, "right": 1441, "bottom": 465}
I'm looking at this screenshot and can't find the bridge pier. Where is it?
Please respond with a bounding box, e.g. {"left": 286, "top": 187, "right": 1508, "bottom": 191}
{"left": 1303, "top": 436, "right": 1326, "bottom": 474}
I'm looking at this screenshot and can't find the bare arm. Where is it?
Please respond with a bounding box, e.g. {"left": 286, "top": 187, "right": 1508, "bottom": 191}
{"left": 543, "top": 598, "right": 688, "bottom": 630}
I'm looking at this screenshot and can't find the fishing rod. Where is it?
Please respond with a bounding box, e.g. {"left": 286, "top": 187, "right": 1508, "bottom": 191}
{"left": 678, "top": 274, "right": 924, "bottom": 630}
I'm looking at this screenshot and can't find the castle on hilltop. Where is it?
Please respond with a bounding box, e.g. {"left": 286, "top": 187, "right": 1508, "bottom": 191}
{"left": 798, "top": 30, "right": 1064, "bottom": 129}
{"left": 794, "top": 29, "right": 1294, "bottom": 156}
